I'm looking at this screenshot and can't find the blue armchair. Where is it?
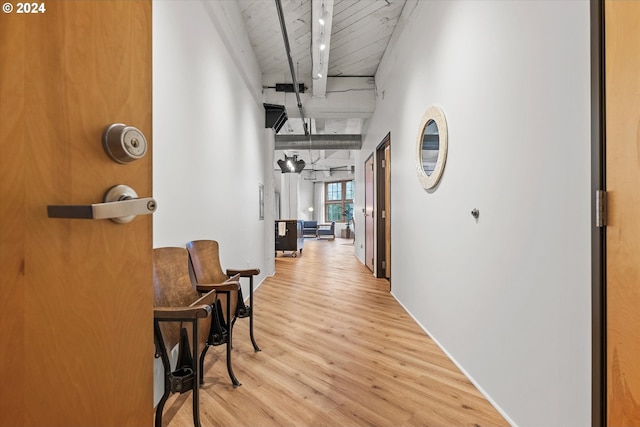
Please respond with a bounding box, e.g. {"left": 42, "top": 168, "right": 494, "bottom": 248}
{"left": 302, "top": 221, "right": 318, "bottom": 237}
{"left": 316, "top": 222, "right": 335, "bottom": 239}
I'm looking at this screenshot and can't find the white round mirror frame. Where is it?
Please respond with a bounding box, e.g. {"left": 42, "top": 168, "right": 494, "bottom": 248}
{"left": 415, "top": 105, "right": 448, "bottom": 190}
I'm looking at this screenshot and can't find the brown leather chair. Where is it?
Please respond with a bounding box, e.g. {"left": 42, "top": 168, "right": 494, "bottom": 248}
{"left": 153, "top": 247, "right": 241, "bottom": 427}
{"left": 186, "top": 240, "right": 261, "bottom": 352}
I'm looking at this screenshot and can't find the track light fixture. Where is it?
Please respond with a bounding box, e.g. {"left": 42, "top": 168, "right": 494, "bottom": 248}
{"left": 277, "top": 154, "right": 305, "bottom": 173}
{"left": 317, "top": 36, "right": 326, "bottom": 51}
{"left": 318, "top": 7, "right": 329, "bottom": 26}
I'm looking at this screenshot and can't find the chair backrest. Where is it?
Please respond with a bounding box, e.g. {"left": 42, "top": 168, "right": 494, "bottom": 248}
{"left": 186, "top": 240, "right": 228, "bottom": 284}
{"left": 153, "top": 247, "right": 213, "bottom": 351}
{"left": 186, "top": 240, "right": 238, "bottom": 322}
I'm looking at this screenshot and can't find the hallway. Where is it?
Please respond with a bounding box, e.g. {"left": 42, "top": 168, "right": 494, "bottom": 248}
{"left": 162, "top": 238, "right": 508, "bottom": 426}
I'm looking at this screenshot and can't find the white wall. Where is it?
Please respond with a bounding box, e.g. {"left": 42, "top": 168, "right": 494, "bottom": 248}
{"left": 277, "top": 173, "right": 300, "bottom": 219}
{"left": 313, "top": 182, "right": 324, "bottom": 222}
{"left": 152, "top": 0, "right": 270, "bottom": 403}
{"left": 298, "top": 178, "right": 314, "bottom": 221}
{"left": 153, "top": 0, "right": 268, "bottom": 271}
{"left": 152, "top": 0, "right": 592, "bottom": 423}
{"left": 357, "top": 1, "right": 591, "bottom": 426}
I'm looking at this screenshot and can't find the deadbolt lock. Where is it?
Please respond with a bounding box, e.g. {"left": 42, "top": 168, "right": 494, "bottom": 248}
{"left": 103, "top": 123, "right": 148, "bottom": 164}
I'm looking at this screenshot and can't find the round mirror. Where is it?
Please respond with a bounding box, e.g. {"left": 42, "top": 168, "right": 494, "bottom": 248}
{"left": 416, "top": 106, "right": 448, "bottom": 190}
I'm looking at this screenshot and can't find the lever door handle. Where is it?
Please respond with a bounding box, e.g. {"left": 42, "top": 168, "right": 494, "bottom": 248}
{"left": 48, "top": 184, "right": 157, "bottom": 223}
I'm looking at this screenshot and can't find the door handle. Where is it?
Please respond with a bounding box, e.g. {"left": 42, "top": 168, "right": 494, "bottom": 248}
{"left": 47, "top": 184, "right": 157, "bottom": 224}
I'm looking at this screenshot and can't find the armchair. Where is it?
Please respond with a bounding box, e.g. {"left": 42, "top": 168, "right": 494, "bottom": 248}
{"left": 302, "top": 221, "right": 318, "bottom": 237}
{"left": 316, "top": 221, "right": 335, "bottom": 239}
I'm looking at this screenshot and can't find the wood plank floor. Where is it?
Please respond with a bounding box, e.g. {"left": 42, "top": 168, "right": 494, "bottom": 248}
{"left": 162, "top": 238, "right": 508, "bottom": 427}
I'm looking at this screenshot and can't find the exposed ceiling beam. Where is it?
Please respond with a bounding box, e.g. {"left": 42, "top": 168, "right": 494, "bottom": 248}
{"left": 263, "top": 77, "right": 375, "bottom": 119}
{"left": 312, "top": 0, "right": 334, "bottom": 98}
{"left": 275, "top": 134, "right": 362, "bottom": 150}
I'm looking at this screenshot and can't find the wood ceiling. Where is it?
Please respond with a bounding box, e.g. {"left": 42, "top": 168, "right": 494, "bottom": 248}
{"left": 236, "top": 0, "right": 409, "bottom": 179}
{"left": 237, "top": 0, "right": 407, "bottom": 79}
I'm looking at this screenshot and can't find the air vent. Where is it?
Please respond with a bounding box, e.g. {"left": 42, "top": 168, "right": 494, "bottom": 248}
{"left": 264, "top": 103, "right": 288, "bottom": 133}
{"left": 275, "top": 83, "right": 306, "bottom": 93}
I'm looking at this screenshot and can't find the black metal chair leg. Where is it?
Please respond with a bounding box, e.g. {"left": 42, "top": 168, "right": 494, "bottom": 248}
{"left": 199, "top": 345, "right": 210, "bottom": 384}
{"left": 191, "top": 321, "right": 202, "bottom": 427}
{"left": 155, "top": 392, "right": 170, "bottom": 427}
{"left": 248, "top": 276, "right": 261, "bottom": 352}
{"left": 224, "top": 290, "right": 241, "bottom": 387}
{"left": 154, "top": 323, "right": 173, "bottom": 427}
{"left": 230, "top": 316, "right": 237, "bottom": 349}
{"left": 226, "top": 339, "right": 241, "bottom": 387}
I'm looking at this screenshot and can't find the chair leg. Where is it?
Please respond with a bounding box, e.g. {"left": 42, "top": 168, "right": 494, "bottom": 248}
{"left": 155, "top": 393, "right": 170, "bottom": 427}
{"left": 154, "top": 323, "right": 172, "bottom": 427}
{"left": 222, "top": 290, "right": 241, "bottom": 387}
{"left": 248, "top": 276, "right": 261, "bottom": 352}
{"left": 191, "top": 321, "right": 202, "bottom": 427}
{"left": 226, "top": 338, "right": 241, "bottom": 387}
{"left": 199, "top": 345, "right": 210, "bottom": 384}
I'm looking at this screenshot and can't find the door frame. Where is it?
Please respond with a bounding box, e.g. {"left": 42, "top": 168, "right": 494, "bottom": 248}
{"left": 364, "top": 153, "right": 375, "bottom": 272}
{"left": 376, "top": 133, "right": 391, "bottom": 282}
{"left": 591, "top": 0, "right": 606, "bottom": 425}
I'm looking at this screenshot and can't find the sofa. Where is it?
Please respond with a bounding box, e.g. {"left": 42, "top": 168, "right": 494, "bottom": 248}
{"left": 302, "top": 221, "right": 318, "bottom": 237}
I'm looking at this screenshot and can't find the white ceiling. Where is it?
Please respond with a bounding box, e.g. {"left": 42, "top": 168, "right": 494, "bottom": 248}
{"left": 236, "top": 0, "right": 408, "bottom": 180}
{"left": 237, "top": 0, "right": 407, "bottom": 78}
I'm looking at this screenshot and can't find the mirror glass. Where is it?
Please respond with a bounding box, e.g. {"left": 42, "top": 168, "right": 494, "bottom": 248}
{"left": 415, "top": 105, "right": 447, "bottom": 191}
{"left": 421, "top": 119, "right": 439, "bottom": 176}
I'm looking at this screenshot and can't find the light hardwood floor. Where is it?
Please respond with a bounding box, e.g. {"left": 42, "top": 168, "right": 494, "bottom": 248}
{"left": 162, "top": 238, "right": 508, "bottom": 427}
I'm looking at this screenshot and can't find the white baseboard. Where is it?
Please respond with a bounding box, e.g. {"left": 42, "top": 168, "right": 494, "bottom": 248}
{"left": 390, "top": 291, "right": 517, "bottom": 427}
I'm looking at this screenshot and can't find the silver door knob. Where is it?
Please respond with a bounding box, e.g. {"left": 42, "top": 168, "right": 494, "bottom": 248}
{"left": 47, "top": 184, "right": 156, "bottom": 224}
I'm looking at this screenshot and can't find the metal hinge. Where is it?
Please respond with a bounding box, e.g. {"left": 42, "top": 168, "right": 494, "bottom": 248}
{"left": 381, "top": 210, "right": 386, "bottom": 219}
{"left": 381, "top": 261, "right": 386, "bottom": 269}
{"left": 596, "top": 190, "right": 607, "bottom": 227}
{"left": 381, "top": 159, "right": 386, "bottom": 168}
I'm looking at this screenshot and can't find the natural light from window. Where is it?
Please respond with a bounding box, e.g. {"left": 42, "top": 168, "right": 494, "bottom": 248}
{"left": 325, "top": 180, "right": 354, "bottom": 223}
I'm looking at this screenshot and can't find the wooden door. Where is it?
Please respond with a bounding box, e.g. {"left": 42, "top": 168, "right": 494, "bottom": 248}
{"left": 605, "top": 1, "right": 640, "bottom": 424}
{"left": 364, "top": 155, "right": 374, "bottom": 272}
{"left": 0, "top": 1, "right": 153, "bottom": 425}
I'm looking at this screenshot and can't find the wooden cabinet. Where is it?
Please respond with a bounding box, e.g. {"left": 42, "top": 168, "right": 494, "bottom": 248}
{"left": 275, "top": 220, "right": 303, "bottom": 256}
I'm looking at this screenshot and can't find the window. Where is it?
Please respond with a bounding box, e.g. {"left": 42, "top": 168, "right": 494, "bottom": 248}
{"left": 325, "top": 180, "right": 353, "bottom": 223}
